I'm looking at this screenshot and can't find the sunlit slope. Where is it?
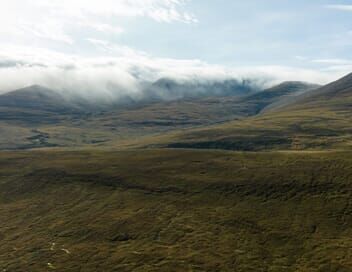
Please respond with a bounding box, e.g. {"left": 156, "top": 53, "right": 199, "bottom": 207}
{"left": 163, "top": 73, "right": 352, "bottom": 151}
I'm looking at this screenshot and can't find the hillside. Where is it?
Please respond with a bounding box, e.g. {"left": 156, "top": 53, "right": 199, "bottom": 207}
{"left": 0, "top": 81, "right": 319, "bottom": 150}
{"left": 0, "top": 85, "right": 84, "bottom": 126}
{"left": 234, "top": 81, "right": 320, "bottom": 115}
{"left": 0, "top": 74, "right": 351, "bottom": 271}
{"left": 2, "top": 149, "right": 352, "bottom": 271}
{"left": 2, "top": 1, "right": 351, "bottom": 271}
{"left": 275, "top": 72, "right": 352, "bottom": 112}
{"left": 0, "top": 85, "right": 78, "bottom": 113}
{"left": 161, "top": 73, "right": 352, "bottom": 151}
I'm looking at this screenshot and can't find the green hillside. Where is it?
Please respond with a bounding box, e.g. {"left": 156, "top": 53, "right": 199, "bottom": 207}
{"left": 0, "top": 81, "right": 317, "bottom": 150}
{"left": 162, "top": 73, "right": 352, "bottom": 151}
{"left": 2, "top": 149, "right": 352, "bottom": 271}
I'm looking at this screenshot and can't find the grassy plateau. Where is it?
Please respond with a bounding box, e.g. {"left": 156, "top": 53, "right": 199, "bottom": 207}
{"left": 1, "top": 149, "right": 352, "bottom": 271}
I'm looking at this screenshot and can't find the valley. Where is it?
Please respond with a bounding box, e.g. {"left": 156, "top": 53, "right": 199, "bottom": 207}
{"left": 0, "top": 80, "right": 319, "bottom": 151}
{"left": 1, "top": 73, "right": 352, "bottom": 271}
{"left": 1, "top": 2, "right": 351, "bottom": 271}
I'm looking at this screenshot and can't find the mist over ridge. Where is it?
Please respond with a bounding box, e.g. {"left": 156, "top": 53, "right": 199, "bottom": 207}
{"left": 0, "top": 46, "right": 345, "bottom": 106}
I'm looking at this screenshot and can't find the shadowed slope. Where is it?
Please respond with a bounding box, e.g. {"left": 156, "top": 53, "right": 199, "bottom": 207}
{"left": 0, "top": 85, "right": 75, "bottom": 112}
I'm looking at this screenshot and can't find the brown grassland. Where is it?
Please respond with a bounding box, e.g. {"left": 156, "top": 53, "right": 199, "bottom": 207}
{"left": 1, "top": 149, "right": 352, "bottom": 271}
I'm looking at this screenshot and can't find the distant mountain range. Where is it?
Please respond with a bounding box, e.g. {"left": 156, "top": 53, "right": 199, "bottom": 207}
{"left": 164, "top": 72, "right": 352, "bottom": 151}
{"left": 0, "top": 77, "right": 261, "bottom": 112}
{"left": 0, "top": 78, "right": 315, "bottom": 117}
{"left": 2, "top": 73, "right": 352, "bottom": 151}
{"left": 141, "top": 78, "right": 259, "bottom": 101}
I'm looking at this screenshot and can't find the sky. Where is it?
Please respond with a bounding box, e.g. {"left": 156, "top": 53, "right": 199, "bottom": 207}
{"left": 0, "top": 0, "right": 352, "bottom": 94}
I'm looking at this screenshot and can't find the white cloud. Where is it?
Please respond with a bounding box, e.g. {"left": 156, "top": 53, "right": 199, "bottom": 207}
{"left": 294, "top": 56, "right": 308, "bottom": 61}
{"left": 312, "top": 58, "right": 352, "bottom": 65}
{"left": 326, "top": 4, "right": 352, "bottom": 11}
{"left": 79, "top": 22, "right": 124, "bottom": 35}
{"left": 0, "top": 43, "right": 347, "bottom": 101}
{"left": 0, "top": 0, "right": 196, "bottom": 45}
{"left": 32, "top": 0, "right": 197, "bottom": 23}
{"left": 20, "top": 20, "right": 74, "bottom": 44}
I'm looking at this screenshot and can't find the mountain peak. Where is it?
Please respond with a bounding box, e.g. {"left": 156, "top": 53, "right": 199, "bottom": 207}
{"left": 267, "top": 81, "right": 320, "bottom": 92}
{"left": 299, "top": 72, "right": 352, "bottom": 100}
{"left": 0, "top": 85, "right": 73, "bottom": 113}
{"left": 10, "top": 84, "right": 55, "bottom": 94}
{"left": 146, "top": 77, "right": 258, "bottom": 101}
{"left": 323, "top": 72, "right": 352, "bottom": 92}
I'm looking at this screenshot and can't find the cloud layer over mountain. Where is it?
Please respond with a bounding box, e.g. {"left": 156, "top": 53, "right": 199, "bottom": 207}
{"left": 1, "top": 0, "right": 351, "bottom": 102}
{"left": 0, "top": 44, "right": 347, "bottom": 101}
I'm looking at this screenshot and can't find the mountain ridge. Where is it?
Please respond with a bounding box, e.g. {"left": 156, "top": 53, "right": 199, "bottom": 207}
{"left": 0, "top": 78, "right": 337, "bottom": 150}
{"left": 158, "top": 72, "right": 352, "bottom": 151}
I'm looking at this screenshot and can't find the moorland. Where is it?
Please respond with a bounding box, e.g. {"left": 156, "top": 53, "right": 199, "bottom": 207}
{"left": 2, "top": 73, "right": 352, "bottom": 271}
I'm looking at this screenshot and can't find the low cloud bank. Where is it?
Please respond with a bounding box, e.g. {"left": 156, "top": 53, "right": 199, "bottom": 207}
{"left": 0, "top": 46, "right": 348, "bottom": 104}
